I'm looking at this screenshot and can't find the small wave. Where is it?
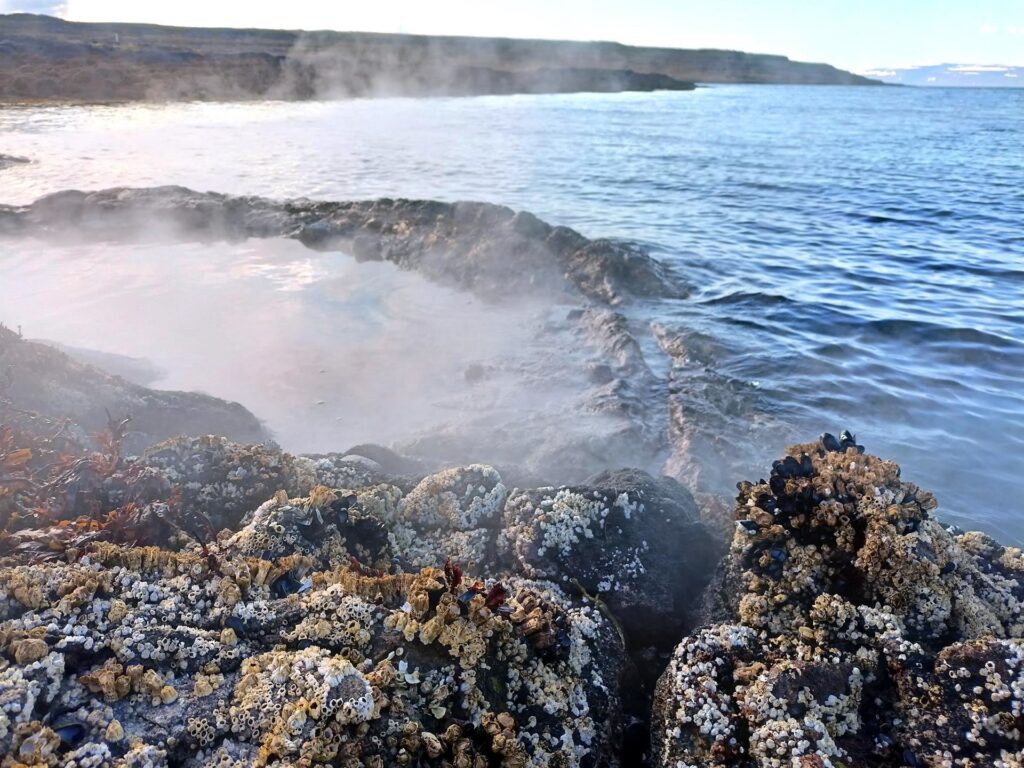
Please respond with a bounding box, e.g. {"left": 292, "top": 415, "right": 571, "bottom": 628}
{"left": 699, "top": 291, "right": 800, "bottom": 308}
{"left": 859, "top": 318, "right": 1024, "bottom": 350}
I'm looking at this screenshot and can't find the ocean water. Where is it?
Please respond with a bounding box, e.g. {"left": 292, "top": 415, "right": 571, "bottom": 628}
{"left": 1, "top": 85, "right": 1022, "bottom": 540}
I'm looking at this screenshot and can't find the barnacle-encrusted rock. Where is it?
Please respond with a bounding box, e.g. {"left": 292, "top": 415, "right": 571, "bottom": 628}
{"left": 136, "top": 437, "right": 396, "bottom": 532}
{"left": 138, "top": 436, "right": 304, "bottom": 532}
{"left": 502, "top": 468, "right": 724, "bottom": 644}
{"left": 0, "top": 518, "right": 624, "bottom": 767}
{"left": 225, "top": 486, "right": 391, "bottom": 569}
{"left": 653, "top": 436, "right": 1024, "bottom": 768}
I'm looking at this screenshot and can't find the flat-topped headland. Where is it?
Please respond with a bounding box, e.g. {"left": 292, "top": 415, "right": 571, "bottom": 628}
{"left": 0, "top": 13, "right": 880, "bottom": 104}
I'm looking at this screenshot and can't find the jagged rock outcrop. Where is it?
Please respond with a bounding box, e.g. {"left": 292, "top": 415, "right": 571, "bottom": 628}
{"left": 652, "top": 435, "right": 1024, "bottom": 767}
{"left": 0, "top": 325, "right": 267, "bottom": 454}
{"left": 0, "top": 383, "right": 722, "bottom": 768}
{"left": 0, "top": 186, "right": 685, "bottom": 305}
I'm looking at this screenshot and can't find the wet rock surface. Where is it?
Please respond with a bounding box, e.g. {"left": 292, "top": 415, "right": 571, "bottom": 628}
{"left": 653, "top": 435, "right": 1024, "bottom": 768}
{"left": 1, "top": 188, "right": 783, "bottom": 506}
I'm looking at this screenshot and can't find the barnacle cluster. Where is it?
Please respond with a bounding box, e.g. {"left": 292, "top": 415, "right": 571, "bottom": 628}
{"left": 385, "top": 465, "right": 507, "bottom": 572}
{"left": 653, "top": 434, "right": 1024, "bottom": 767}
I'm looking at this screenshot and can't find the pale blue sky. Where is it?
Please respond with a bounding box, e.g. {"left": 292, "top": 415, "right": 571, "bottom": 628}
{"left": 3, "top": 0, "right": 1023, "bottom": 72}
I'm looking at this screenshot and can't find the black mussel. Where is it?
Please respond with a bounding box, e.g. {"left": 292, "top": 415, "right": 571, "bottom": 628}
{"left": 875, "top": 734, "right": 894, "bottom": 750}
{"left": 941, "top": 561, "right": 957, "bottom": 575}
{"left": 427, "top": 586, "right": 446, "bottom": 612}
{"left": 271, "top": 571, "right": 304, "bottom": 598}
{"left": 799, "top": 453, "right": 813, "bottom": 475}
{"left": 331, "top": 494, "right": 359, "bottom": 526}
{"left": 903, "top": 749, "right": 922, "bottom": 767}
{"left": 779, "top": 455, "right": 802, "bottom": 477}
{"left": 738, "top": 520, "right": 759, "bottom": 535}
{"left": 225, "top": 615, "right": 246, "bottom": 637}
{"left": 537, "top": 628, "right": 572, "bottom": 662}
{"left": 821, "top": 432, "right": 842, "bottom": 452}
{"left": 770, "top": 547, "right": 788, "bottom": 563}
{"left": 769, "top": 475, "right": 787, "bottom": 496}
{"left": 839, "top": 430, "right": 865, "bottom": 453}
{"left": 53, "top": 721, "right": 87, "bottom": 747}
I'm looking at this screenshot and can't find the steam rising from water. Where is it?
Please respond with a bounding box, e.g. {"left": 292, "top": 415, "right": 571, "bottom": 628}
{"left": 1, "top": 236, "right": 640, "bottom": 482}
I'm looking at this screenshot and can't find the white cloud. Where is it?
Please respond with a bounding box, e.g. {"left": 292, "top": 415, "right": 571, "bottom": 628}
{"left": 979, "top": 22, "right": 999, "bottom": 34}
{"left": 0, "top": 0, "right": 68, "bottom": 13}
{"left": 948, "top": 64, "right": 1010, "bottom": 72}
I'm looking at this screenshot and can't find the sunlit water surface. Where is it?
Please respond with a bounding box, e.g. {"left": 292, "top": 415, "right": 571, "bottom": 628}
{"left": 1, "top": 86, "right": 1022, "bottom": 539}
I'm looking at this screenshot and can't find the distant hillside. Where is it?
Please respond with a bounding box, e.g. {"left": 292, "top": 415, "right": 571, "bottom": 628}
{"left": 0, "top": 13, "right": 879, "bottom": 103}
{"left": 863, "top": 64, "right": 1023, "bottom": 87}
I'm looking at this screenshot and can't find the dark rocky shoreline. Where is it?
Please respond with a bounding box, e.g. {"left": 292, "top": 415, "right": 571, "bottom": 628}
{"left": 0, "top": 186, "right": 684, "bottom": 306}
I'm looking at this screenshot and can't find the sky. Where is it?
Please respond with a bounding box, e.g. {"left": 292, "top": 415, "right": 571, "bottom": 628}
{"left": 2, "top": 0, "right": 1023, "bottom": 73}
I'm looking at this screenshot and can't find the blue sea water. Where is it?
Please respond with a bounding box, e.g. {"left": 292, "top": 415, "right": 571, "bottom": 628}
{"left": 1, "top": 85, "right": 1022, "bottom": 539}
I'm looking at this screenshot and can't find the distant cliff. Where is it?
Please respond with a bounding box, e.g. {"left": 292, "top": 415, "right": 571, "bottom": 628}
{"left": 0, "top": 13, "right": 879, "bottom": 103}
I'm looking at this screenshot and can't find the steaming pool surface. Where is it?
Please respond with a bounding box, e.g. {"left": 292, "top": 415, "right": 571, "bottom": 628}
{"left": 0, "top": 236, "right": 619, "bottom": 474}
